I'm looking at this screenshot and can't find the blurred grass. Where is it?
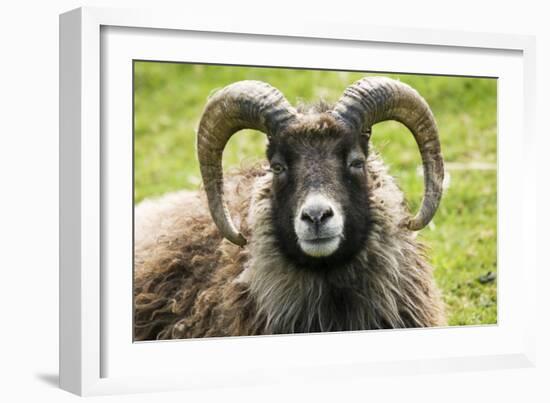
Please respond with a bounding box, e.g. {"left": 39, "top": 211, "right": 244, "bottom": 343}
{"left": 134, "top": 61, "right": 497, "bottom": 326}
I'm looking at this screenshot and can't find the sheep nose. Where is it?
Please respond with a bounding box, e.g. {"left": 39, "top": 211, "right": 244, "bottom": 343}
{"left": 301, "top": 204, "right": 334, "bottom": 225}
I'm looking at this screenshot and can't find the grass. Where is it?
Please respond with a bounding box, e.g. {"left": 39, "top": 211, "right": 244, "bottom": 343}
{"left": 134, "top": 61, "right": 497, "bottom": 326}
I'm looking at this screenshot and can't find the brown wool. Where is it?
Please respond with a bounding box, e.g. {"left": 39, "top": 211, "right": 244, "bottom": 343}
{"left": 134, "top": 153, "right": 445, "bottom": 341}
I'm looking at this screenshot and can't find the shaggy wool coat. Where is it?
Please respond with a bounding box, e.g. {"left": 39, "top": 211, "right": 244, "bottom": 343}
{"left": 134, "top": 152, "right": 446, "bottom": 340}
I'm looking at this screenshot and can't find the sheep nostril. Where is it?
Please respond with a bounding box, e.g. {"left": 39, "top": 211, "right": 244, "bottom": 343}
{"left": 301, "top": 205, "right": 334, "bottom": 225}
{"left": 320, "top": 208, "right": 334, "bottom": 221}
{"left": 301, "top": 210, "right": 314, "bottom": 223}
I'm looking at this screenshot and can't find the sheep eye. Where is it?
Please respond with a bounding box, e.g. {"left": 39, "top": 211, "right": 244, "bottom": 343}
{"left": 270, "top": 163, "right": 286, "bottom": 175}
{"left": 349, "top": 159, "right": 365, "bottom": 170}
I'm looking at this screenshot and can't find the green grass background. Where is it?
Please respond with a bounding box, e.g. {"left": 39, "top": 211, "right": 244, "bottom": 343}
{"left": 134, "top": 62, "right": 497, "bottom": 326}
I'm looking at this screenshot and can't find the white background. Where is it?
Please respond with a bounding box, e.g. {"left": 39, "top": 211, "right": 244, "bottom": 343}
{"left": 0, "top": 0, "right": 548, "bottom": 402}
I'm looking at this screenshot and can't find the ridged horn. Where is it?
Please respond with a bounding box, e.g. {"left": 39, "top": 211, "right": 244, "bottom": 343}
{"left": 197, "top": 80, "right": 297, "bottom": 246}
{"left": 331, "top": 76, "right": 444, "bottom": 230}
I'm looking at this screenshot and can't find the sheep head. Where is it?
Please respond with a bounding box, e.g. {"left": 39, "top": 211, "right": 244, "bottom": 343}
{"left": 196, "top": 77, "right": 444, "bottom": 265}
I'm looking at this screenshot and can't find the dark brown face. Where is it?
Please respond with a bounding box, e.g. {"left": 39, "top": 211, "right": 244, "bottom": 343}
{"left": 267, "top": 116, "right": 371, "bottom": 269}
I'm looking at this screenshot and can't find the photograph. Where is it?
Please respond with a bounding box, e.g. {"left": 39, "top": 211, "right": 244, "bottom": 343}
{"left": 132, "top": 62, "right": 497, "bottom": 341}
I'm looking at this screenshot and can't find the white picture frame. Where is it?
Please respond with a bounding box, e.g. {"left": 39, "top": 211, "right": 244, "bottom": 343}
{"left": 59, "top": 6, "right": 537, "bottom": 396}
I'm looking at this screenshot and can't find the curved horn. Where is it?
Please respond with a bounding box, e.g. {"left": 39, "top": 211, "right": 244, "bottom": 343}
{"left": 331, "top": 76, "right": 444, "bottom": 231}
{"left": 197, "top": 80, "right": 297, "bottom": 246}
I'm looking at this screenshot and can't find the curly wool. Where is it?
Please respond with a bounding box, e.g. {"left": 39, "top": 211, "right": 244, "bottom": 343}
{"left": 133, "top": 153, "right": 446, "bottom": 341}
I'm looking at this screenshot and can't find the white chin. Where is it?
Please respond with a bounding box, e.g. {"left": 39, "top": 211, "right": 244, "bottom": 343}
{"left": 298, "top": 237, "right": 341, "bottom": 258}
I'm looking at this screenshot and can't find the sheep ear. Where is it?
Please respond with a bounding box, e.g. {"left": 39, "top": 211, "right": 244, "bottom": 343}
{"left": 362, "top": 127, "right": 372, "bottom": 140}
{"left": 359, "top": 129, "right": 371, "bottom": 154}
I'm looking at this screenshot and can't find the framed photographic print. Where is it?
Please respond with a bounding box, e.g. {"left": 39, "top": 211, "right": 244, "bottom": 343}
{"left": 60, "top": 6, "right": 537, "bottom": 396}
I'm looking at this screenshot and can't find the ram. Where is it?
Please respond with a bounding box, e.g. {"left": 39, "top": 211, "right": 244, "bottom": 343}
{"left": 134, "top": 76, "right": 446, "bottom": 340}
